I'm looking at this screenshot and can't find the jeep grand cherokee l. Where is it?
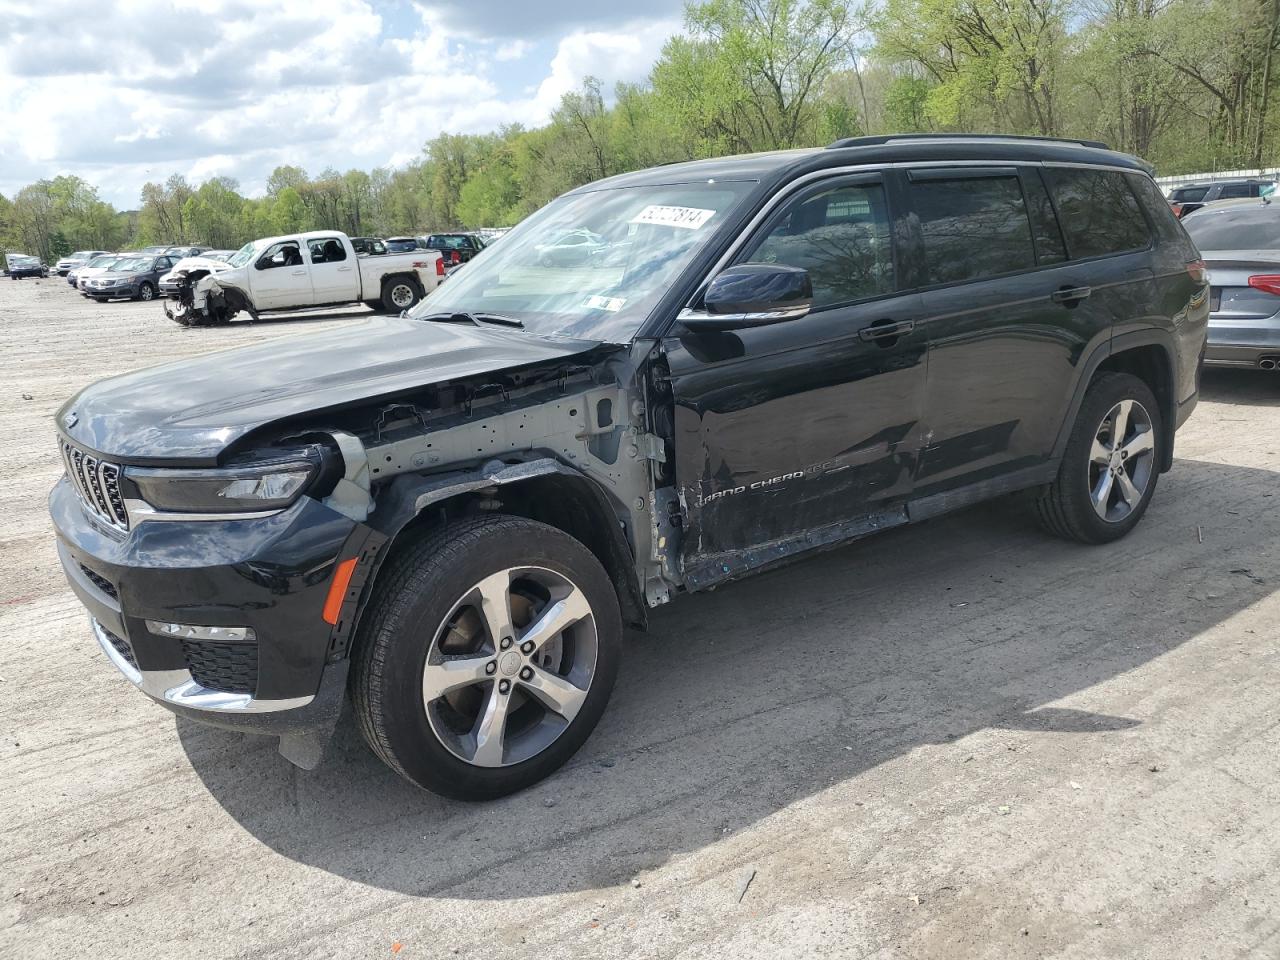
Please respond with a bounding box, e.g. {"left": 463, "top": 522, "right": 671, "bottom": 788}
{"left": 51, "top": 135, "right": 1208, "bottom": 800}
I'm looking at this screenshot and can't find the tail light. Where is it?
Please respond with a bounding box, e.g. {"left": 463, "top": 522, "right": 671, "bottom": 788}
{"left": 414, "top": 258, "right": 448, "bottom": 277}
{"left": 1170, "top": 202, "right": 1183, "bottom": 218}
{"left": 436, "top": 256, "right": 446, "bottom": 276}
{"left": 450, "top": 250, "right": 461, "bottom": 264}
{"left": 1185, "top": 258, "right": 1207, "bottom": 283}
{"left": 1248, "top": 274, "right": 1280, "bottom": 296}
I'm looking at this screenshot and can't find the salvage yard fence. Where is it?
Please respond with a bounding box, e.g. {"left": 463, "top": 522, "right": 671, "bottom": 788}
{"left": 1154, "top": 167, "right": 1280, "bottom": 193}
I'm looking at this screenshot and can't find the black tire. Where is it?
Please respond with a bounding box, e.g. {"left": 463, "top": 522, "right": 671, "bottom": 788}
{"left": 381, "top": 277, "right": 421, "bottom": 312}
{"left": 136, "top": 281, "right": 156, "bottom": 302}
{"left": 351, "top": 515, "right": 622, "bottom": 800}
{"left": 1035, "top": 372, "right": 1162, "bottom": 544}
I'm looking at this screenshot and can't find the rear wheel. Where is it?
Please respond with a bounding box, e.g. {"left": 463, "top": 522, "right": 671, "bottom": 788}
{"left": 351, "top": 515, "right": 621, "bottom": 800}
{"left": 1035, "top": 372, "right": 1161, "bottom": 544}
{"left": 381, "top": 277, "right": 420, "bottom": 312}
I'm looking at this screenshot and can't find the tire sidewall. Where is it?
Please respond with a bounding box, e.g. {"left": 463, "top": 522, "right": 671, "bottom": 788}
{"left": 1062, "top": 373, "right": 1162, "bottom": 542}
{"left": 364, "top": 519, "right": 621, "bottom": 799}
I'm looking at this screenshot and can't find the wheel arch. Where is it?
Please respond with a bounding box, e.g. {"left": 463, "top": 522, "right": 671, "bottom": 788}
{"left": 335, "top": 458, "right": 646, "bottom": 662}
{"left": 380, "top": 271, "right": 424, "bottom": 299}
{"left": 1054, "top": 330, "right": 1178, "bottom": 473}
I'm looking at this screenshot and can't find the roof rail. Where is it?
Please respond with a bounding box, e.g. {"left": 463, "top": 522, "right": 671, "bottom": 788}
{"left": 826, "top": 133, "right": 1112, "bottom": 151}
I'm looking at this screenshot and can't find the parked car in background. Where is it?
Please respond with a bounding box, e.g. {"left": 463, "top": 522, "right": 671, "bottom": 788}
{"left": 1181, "top": 197, "right": 1280, "bottom": 371}
{"left": 164, "top": 230, "right": 445, "bottom": 324}
{"left": 1168, "top": 179, "right": 1275, "bottom": 218}
{"left": 82, "top": 253, "right": 176, "bottom": 301}
{"left": 159, "top": 250, "right": 235, "bottom": 297}
{"left": 55, "top": 250, "right": 110, "bottom": 275}
{"left": 422, "top": 233, "right": 487, "bottom": 267}
{"left": 533, "top": 228, "right": 606, "bottom": 266}
{"left": 6, "top": 253, "right": 47, "bottom": 279}
{"left": 351, "top": 237, "right": 389, "bottom": 257}
{"left": 385, "top": 236, "right": 421, "bottom": 253}
{"left": 69, "top": 254, "right": 124, "bottom": 290}
{"left": 163, "top": 245, "right": 210, "bottom": 259}
{"left": 52, "top": 135, "right": 1207, "bottom": 800}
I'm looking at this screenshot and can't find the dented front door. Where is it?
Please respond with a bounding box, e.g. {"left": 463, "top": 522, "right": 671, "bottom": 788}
{"left": 664, "top": 173, "right": 926, "bottom": 589}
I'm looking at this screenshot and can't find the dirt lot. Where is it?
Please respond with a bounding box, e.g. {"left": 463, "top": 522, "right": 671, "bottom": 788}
{"left": 2, "top": 275, "right": 1279, "bottom": 960}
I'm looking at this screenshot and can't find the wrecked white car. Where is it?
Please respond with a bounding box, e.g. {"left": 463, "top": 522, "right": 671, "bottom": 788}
{"left": 164, "top": 230, "right": 446, "bottom": 326}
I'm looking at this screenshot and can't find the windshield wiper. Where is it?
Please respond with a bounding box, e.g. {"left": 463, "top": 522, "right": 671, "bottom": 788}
{"left": 416, "top": 311, "right": 525, "bottom": 329}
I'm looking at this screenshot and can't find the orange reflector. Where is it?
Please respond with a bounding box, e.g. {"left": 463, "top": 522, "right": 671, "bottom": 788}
{"left": 322, "top": 557, "right": 359, "bottom": 625}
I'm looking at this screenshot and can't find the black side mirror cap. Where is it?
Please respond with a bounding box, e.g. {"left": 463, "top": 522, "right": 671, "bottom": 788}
{"left": 679, "top": 263, "right": 813, "bottom": 332}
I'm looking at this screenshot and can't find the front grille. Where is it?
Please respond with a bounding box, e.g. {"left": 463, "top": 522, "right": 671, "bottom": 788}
{"left": 100, "top": 624, "right": 138, "bottom": 670}
{"left": 182, "top": 640, "right": 258, "bottom": 695}
{"left": 78, "top": 563, "right": 119, "bottom": 600}
{"left": 61, "top": 441, "right": 129, "bottom": 530}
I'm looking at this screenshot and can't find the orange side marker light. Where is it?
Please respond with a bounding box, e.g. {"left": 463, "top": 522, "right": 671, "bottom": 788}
{"left": 322, "top": 557, "right": 359, "bottom": 625}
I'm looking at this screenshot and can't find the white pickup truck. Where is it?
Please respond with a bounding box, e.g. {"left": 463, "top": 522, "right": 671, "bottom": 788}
{"left": 163, "top": 230, "right": 445, "bottom": 326}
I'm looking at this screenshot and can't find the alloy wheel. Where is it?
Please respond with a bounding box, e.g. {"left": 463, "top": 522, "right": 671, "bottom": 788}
{"left": 1088, "top": 398, "right": 1156, "bottom": 522}
{"left": 422, "top": 566, "right": 597, "bottom": 768}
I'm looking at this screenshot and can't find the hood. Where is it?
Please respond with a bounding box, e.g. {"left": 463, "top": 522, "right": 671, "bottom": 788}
{"left": 58, "top": 316, "right": 605, "bottom": 464}
{"left": 170, "top": 255, "right": 232, "bottom": 276}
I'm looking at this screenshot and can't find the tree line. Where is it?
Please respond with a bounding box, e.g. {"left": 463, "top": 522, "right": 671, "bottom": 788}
{"left": 3, "top": 0, "right": 1277, "bottom": 266}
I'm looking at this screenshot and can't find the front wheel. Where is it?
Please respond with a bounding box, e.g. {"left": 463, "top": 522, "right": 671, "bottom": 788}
{"left": 136, "top": 282, "right": 156, "bottom": 301}
{"left": 1035, "top": 372, "right": 1162, "bottom": 544}
{"left": 351, "top": 515, "right": 622, "bottom": 800}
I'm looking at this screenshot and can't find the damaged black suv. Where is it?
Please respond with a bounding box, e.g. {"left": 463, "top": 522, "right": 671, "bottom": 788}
{"left": 51, "top": 135, "right": 1208, "bottom": 800}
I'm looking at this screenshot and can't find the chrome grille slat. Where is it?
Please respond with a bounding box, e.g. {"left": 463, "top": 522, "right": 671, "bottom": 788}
{"left": 61, "top": 440, "right": 129, "bottom": 531}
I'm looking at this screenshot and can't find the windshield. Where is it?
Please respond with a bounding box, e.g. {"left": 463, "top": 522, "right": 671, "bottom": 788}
{"left": 111, "top": 257, "right": 151, "bottom": 273}
{"left": 1183, "top": 207, "right": 1280, "bottom": 250}
{"left": 228, "top": 242, "right": 256, "bottom": 267}
{"left": 87, "top": 256, "right": 118, "bottom": 268}
{"left": 68, "top": 250, "right": 95, "bottom": 259}
{"left": 411, "top": 179, "right": 755, "bottom": 342}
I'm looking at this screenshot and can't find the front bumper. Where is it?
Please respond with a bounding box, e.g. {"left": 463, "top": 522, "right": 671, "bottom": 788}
{"left": 87, "top": 283, "right": 134, "bottom": 299}
{"left": 51, "top": 476, "right": 365, "bottom": 765}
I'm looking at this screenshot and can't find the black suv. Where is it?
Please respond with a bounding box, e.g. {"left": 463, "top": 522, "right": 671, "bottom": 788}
{"left": 424, "top": 233, "right": 487, "bottom": 266}
{"left": 1168, "top": 178, "right": 1275, "bottom": 218}
{"left": 51, "top": 135, "right": 1208, "bottom": 799}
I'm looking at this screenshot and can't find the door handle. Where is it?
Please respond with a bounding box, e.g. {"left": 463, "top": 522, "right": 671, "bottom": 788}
{"left": 291, "top": 269, "right": 307, "bottom": 277}
{"left": 1051, "top": 285, "right": 1091, "bottom": 304}
{"left": 859, "top": 319, "right": 915, "bottom": 343}
{"left": 337, "top": 266, "right": 352, "bottom": 272}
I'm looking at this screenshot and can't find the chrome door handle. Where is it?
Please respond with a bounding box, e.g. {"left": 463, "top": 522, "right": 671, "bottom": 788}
{"left": 859, "top": 319, "right": 915, "bottom": 343}
{"left": 1051, "top": 285, "right": 1091, "bottom": 304}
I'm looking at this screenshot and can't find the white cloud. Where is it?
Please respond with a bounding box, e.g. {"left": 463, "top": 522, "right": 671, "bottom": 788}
{"left": 494, "top": 39, "right": 533, "bottom": 62}
{"left": 0, "top": 0, "right": 681, "bottom": 209}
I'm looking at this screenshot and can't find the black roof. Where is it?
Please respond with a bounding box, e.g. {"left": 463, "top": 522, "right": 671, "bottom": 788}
{"left": 568, "top": 134, "right": 1151, "bottom": 195}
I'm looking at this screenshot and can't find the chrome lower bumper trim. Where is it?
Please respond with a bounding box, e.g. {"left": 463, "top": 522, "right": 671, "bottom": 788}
{"left": 91, "top": 618, "right": 315, "bottom": 714}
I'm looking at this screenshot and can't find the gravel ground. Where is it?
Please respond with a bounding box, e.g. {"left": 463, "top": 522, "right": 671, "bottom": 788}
{"left": 2, "top": 276, "right": 1279, "bottom": 960}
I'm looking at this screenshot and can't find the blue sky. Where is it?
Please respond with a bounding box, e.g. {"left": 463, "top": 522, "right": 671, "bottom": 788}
{"left": 0, "top": 0, "right": 687, "bottom": 208}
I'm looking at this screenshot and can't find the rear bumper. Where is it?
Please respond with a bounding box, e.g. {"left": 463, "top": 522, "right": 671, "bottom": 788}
{"left": 1205, "top": 316, "right": 1280, "bottom": 367}
{"left": 50, "top": 477, "right": 364, "bottom": 765}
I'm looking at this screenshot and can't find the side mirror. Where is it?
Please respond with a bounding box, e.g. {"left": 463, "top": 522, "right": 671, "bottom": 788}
{"left": 679, "top": 263, "right": 813, "bottom": 332}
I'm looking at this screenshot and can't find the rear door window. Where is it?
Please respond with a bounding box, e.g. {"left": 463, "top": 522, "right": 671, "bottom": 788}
{"left": 1044, "top": 168, "right": 1151, "bottom": 260}
{"left": 743, "top": 179, "right": 896, "bottom": 309}
{"left": 908, "top": 172, "right": 1039, "bottom": 284}
{"left": 1216, "top": 183, "right": 1253, "bottom": 199}
{"left": 1171, "top": 186, "right": 1209, "bottom": 203}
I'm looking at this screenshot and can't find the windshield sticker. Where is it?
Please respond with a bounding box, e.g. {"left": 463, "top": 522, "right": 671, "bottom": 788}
{"left": 583, "top": 294, "right": 626, "bottom": 312}
{"left": 629, "top": 205, "right": 717, "bottom": 230}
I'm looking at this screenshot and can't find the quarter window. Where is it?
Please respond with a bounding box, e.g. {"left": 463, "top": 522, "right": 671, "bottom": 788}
{"left": 1045, "top": 168, "right": 1151, "bottom": 259}
{"left": 910, "top": 175, "right": 1038, "bottom": 284}
{"left": 743, "top": 181, "right": 895, "bottom": 309}
{"left": 1217, "top": 183, "right": 1252, "bottom": 199}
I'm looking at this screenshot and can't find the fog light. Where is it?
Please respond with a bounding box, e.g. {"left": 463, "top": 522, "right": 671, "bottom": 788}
{"left": 145, "top": 621, "right": 256, "bottom": 642}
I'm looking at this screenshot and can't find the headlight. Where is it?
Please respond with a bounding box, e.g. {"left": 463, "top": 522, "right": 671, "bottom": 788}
{"left": 126, "top": 449, "right": 322, "bottom": 514}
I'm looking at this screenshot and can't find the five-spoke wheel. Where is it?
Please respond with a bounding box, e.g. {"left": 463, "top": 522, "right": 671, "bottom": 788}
{"left": 423, "top": 566, "right": 597, "bottom": 768}
{"left": 352, "top": 515, "right": 621, "bottom": 800}
{"left": 1087, "top": 398, "right": 1156, "bottom": 523}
